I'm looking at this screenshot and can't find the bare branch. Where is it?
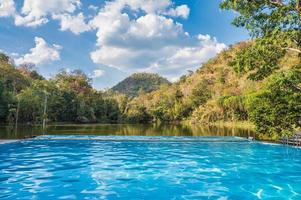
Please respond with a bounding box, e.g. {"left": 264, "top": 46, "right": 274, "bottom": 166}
{"left": 269, "top": 0, "right": 284, "bottom": 7}
{"left": 269, "top": 0, "right": 301, "bottom": 21}
{"left": 297, "top": 0, "right": 301, "bottom": 20}
{"left": 282, "top": 47, "right": 301, "bottom": 54}
{"left": 288, "top": 82, "right": 301, "bottom": 93}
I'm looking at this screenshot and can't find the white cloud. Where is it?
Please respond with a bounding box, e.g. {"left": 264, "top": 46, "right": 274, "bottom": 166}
{"left": 15, "top": 37, "right": 62, "bottom": 65}
{"left": 53, "top": 13, "right": 91, "bottom": 35}
{"left": 15, "top": 0, "right": 81, "bottom": 27}
{"left": 147, "top": 35, "right": 227, "bottom": 79}
{"left": 1, "top": 0, "right": 87, "bottom": 33}
{"left": 92, "top": 69, "right": 105, "bottom": 78}
{"left": 90, "top": 0, "right": 226, "bottom": 80}
{"left": 0, "top": 0, "right": 15, "bottom": 17}
{"left": 164, "top": 5, "right": 190, "bottom": 19}
{"left": 0, "top": 0, "right": 226, "bottom": 82}
{"left": 88, "top": 5, "right": 98, "bottom": 11}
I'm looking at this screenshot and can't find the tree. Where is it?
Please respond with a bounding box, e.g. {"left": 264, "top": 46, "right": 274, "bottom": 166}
{"left": 220, "top": 0, "right": 301, "bottom": 137}
{"left": 0, "top": 54, "right": 30, "bottom": 123}
{"left": 0, "top": 81, "right": 8, "bottom": 121}
{"left": 126, "top": 105, "right": 152, "bottom": 123}
{"left": 191, "top": 80, "right": 212, "bottom": 107}
{"left": 53, "top": 70, "right": 92, "bottom": 94}
{"left": 247, "top": 69, "right": 301, "bottom": 137}
{"left": 18, "top": 80, "right": 65, "bottom": 123}
{"left": 221, "top": 0, "right": 301, "bottom": 80}
{"left": 18, "top": 63, "right": 44, "bottom": 80}
{"left": 0, "top": 62, "right": 30, "bottom": 94}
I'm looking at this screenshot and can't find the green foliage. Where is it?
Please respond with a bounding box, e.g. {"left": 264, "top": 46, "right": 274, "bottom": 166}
{"left": 221, "top": 0, "right": 301, "bottom": 80}
{"left": 0, "top": 53, "right": 10, "bottom": 65}
{"left": 247, "top": 69, "right": 301, "bottom": 137}
{"left": 0, "top": 57, "right": 127, "bottom": 124}
{"left": 0, "top": 63, "right": 30, "bottom": 93}
{"left": 54, "top": 70, "right": 92, "bottom": 94}
{"left": 229, "top": 39, "right": 286, "bottom": 80}
{"left": 112, "top": 73, "right": 170, "bottom": 97}
{"left": 219, "top": 0, "right": 301, "bottom": 137}
{"left": 17, "top": 80, "right": 62, "bottom": 123}
{"left": 19, "top": 64, "right": 45, "bottom": 81}
{"left": 191, "top": 94, "right": 248, "bottom": 124}
{"left": 126, "top": 105, "right": 152, "bottom": 123}
{"left": 0, "top": 81, "right": 8, "bottom": 121}
{"left": 190, "top": 80, "right": 212, "bottom": 106}
{"left": 220, "top": 1, "right": 300, "bottom": 38}
{"left": 192, "top": 100, "right": 225, "bottom": 123}
{"left": 220, "top": 95, "right": 248, "bottom": 121}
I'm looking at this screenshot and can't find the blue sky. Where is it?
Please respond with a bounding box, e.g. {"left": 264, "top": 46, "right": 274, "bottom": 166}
{"left": 0, "top": 0, "right": 249, "bottom": 89}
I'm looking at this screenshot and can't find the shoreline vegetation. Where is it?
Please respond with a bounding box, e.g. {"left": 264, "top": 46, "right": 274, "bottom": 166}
{"left": 0, "top": 1, "right": 300, "bottom": 140}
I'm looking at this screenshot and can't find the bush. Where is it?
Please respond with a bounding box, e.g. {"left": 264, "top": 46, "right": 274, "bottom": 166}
{"left": 247, "top": 70, "right": 301, "bottom": 137}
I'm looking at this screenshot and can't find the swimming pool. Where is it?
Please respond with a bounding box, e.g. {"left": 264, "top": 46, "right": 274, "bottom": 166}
{"left": 0, "top": 136, "right": 300, "bottom": 199}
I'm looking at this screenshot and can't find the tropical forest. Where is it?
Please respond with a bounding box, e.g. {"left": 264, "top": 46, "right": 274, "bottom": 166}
{"left": 0, "top": 0, "right": 301, "bottom": 140}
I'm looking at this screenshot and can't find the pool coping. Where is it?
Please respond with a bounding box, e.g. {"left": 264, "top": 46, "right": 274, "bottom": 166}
{"left": 0, "top": 137, "right": 300, "bottom": 149}
{"left": 0, "top": 140, "right": 20, "bottom": 144}
{"left": 32, "top": 135, "right": 253, "bottom": 143}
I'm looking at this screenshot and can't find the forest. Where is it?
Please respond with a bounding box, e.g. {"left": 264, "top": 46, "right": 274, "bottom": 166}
{"left": 0, "top": 0, "right": 300, "bottom": 139}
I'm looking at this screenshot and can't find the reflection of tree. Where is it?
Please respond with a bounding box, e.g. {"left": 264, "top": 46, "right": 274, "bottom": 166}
{"left": 1, "top": 123, "right": 256, "bottom": 139}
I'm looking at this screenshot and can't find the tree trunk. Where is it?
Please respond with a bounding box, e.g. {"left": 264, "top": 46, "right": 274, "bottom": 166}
{"left": 42, "top": 94, "right": 48, "bottom": 133}
{"left": 297, "top": 0, "right": 301, "bottom": 21}
{"left": 15, "top": 100, "right": 20, "bottom": 136}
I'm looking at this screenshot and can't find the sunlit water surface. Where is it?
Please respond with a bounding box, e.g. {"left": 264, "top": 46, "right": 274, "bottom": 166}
{"left": 0, "top": 136, "right": 301, "bottom": 199}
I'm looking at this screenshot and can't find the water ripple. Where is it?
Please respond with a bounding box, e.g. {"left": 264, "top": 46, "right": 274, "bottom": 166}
{"left": 0, "top": 139, "right": 301, "bottom": 199}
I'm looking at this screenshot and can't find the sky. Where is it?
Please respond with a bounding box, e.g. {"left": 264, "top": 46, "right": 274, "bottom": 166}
{"left": 0, "top": 0, "right": 249, "bottom": 89}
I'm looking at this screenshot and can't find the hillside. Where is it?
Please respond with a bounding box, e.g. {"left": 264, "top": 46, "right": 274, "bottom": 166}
{"left": 125, "top": 41, "right": 300, "bottom": 127}
{"left": 111, "top": 73, "right": 171, "bottom": 97}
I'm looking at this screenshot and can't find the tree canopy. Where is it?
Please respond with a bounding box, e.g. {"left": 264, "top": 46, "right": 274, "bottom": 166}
{"left": 221, "top": 0, "right": 301, "bottom": 80}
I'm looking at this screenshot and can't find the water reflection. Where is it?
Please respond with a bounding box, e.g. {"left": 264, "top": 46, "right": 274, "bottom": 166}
{"left": 0, "top": 123, "right": 255, "bottom": 139}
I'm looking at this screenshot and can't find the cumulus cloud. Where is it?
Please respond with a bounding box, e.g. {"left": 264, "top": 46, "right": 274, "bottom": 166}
{"left": 52, "top": 13, "right": 91, "bottom": 35}
{"left": 0, "top": 0, "right": 227, "bottom": 82}
{"left": 147, "top": 35, "right": 227, "bottom": 80}
{"left": 14, "top": 0, "right": 81, "bottom": 27}
{"left": 88, "top": 5, "right": 98, "bottom": 11}
{"left": 6, "top": 0, "right": 90, "bottom": 35}
{"left": 0, "top": 0, "right": 15, "bottom": 17}
{"left": 90, "top": 0, "right": 226, "bottom": 80}
{"left": 164, "top": 5, "right": 190, "bottom": 19}
{"left": 15, "top": 37, "right": 62, "bottom": 65}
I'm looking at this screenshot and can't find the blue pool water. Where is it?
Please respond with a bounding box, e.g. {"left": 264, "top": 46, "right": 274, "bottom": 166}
{"left": 0, "top": 136, "right": 301, "bottom": 199}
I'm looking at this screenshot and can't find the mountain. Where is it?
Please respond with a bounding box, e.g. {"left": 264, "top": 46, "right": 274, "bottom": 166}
{"left": 111, "top": 73, "right": 171, "bottom": 97}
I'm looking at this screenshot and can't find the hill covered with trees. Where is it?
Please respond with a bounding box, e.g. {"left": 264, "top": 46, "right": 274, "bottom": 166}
{"left": 126, "top": 42, "right": 300, "bottom": 137}
{"left": 111, "top": 73, "right": 170, "bottom": 97}
{"left": 0, "top": 0, "right": 300, "bottom": 139}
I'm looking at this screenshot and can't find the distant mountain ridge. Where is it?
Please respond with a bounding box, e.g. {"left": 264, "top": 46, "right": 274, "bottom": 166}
{"left": 111, "top": 73, "right": 171, "bottom": 97}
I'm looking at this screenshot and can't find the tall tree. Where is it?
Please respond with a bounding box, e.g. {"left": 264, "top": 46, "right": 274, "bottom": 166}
{"left": 221, "top": 0, "right": 301, "bottom": 80}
